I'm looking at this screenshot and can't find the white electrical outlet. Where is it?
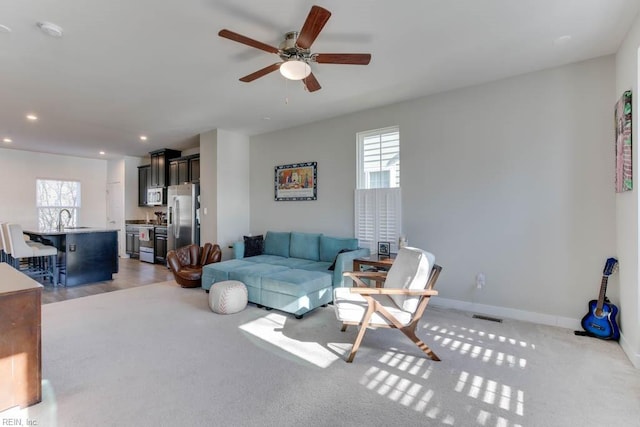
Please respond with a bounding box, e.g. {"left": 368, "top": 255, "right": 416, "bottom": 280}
{"left": 476, "top": 273, "right": 485, "bottom": 289}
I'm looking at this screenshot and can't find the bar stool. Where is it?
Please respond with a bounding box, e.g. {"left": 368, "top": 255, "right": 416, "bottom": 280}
{"left": 7, "top": 223, "right": 58, "bottom": 286}
{"left": 0, "top": 222, "right": 13, "bottom": 265}
{"left": 0, "top": 222, "right": 6, "bottom": 263}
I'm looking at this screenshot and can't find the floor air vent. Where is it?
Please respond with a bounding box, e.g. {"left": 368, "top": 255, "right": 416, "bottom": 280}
{"left": 472, "top": 314, "right": 503, "bottom": 323}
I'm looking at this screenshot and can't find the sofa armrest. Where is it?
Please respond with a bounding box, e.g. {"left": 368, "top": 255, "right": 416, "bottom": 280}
{"left": 232, "top": 241, "right": 245, "bottom": 259}
{"left": 332, "top": 247, "right": 371, "bottom": 287}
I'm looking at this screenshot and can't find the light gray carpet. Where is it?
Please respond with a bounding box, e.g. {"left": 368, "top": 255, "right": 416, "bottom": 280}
{"left": 8, "top": 281, "right": 640, "bottom": 426}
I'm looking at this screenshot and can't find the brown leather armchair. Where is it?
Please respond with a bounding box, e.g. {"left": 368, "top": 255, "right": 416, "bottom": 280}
{"left": 167, "top": 243, "right": 221, "bottom": 288}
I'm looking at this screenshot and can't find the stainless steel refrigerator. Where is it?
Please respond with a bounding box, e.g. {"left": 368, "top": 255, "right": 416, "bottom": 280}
{"left": 167, "top": 183, "right": 200, "bottom": 252}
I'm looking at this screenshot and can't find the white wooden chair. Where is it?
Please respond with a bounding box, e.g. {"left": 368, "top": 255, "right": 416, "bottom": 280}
{"left": 334, "top": 247, "right": 442, "bottom": 363}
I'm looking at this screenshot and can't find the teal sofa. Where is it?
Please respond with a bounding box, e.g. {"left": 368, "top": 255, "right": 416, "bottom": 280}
{"left": 201, "top": 231, "right": 369, "bottom": 318}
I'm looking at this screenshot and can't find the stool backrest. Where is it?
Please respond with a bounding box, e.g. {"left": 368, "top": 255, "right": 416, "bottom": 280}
{"left": 7, "top": 223, "right": 33, "bottom": 258}
{"left": 1, "top": 223, "right": 12, "bottom": 255}
{"left": 0, "top": 222, "right": 5, "bottom": 253}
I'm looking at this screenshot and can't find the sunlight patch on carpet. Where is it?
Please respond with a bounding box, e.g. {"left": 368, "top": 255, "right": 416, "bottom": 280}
{"left": 238, "top": 313, "right": 343, "bottom": 368}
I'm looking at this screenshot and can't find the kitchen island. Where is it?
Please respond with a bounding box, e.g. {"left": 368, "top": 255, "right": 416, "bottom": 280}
{"left": 24, "top": 228, "right": 118, "bottom": 287}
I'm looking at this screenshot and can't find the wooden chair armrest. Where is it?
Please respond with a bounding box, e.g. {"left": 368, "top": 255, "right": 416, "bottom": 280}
{"left": 349, "top": 287, "right": 439, "bottom": 296}
{"left": 343, "top": 271, "right": 388, "bottom": 280}
{"left": 344, "top": 271, "right": 387, "bottom": 288}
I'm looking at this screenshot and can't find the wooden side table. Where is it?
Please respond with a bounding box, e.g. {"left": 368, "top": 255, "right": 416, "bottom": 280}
{"left": 352, "top": 255, "right": 396, "bottom": 287}
{"left": 0, "top": 263, "right": 43, "bottom": 411}
{"left": 352, "top": 254, "right": 396, "bottom": 272}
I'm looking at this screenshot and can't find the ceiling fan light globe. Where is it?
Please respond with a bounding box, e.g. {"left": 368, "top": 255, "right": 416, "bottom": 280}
{"left": 280, "top": 60, "right": 311, "bottom": 80}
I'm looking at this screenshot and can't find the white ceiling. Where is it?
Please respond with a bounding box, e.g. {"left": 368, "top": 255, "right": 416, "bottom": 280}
{"left": 0, "top": 0, "right": 638, "bottom": 159}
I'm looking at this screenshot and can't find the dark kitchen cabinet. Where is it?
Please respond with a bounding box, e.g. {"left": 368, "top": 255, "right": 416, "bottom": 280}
{"left": 169, "top": 158, "right": 189, "bottom": 185}
{"left": 150, "top": 149, "right": 181, "bottom": 188}
{"left": 169, "top": 154, "right": 200, "bottom": 185}
{"left": 138, "top": 165, "right": 150, "bottom": 206}
{"left": 154, "top": 226, "right": 168, "bottom": 264}
{"left": 189, "top": 156, "right": 200, "bottom": 183}
{"left": 125, "top": 225, "right": 140, "bottom": 258}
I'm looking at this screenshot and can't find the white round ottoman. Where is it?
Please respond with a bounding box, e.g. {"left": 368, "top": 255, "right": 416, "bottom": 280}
{"left": 209, "top": 280, "right": 248, "bottom": 314}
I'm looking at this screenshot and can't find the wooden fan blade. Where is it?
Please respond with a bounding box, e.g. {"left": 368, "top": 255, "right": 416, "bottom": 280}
{"left": 218, "top": 29, "right": 279, "bottom": 54}
{"left": 303, "top": 73, "right": 321, "bottom": 92}
{"left": 296, "top": 5, "right": 332, "bottom": 49}
{"left": 315, "top": 53, "right": 371, "bottom": 65}
{"left": 239, "top": 63, "right": 282, "bottom": 82}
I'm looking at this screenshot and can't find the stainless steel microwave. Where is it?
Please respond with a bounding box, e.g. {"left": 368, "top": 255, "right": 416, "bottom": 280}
{"left": 147, "top": 187, "right": 166, "bottom": 206}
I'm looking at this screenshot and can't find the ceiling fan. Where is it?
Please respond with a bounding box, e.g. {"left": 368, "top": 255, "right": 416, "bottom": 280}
{"left": 218, "top": 5, "right": 371, "bottom": 92}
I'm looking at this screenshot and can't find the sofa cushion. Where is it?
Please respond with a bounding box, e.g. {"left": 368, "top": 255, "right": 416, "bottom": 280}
{"left": 328, "top": 248, "right": 355, "bottom": 271}
{"left": 229, "top": 263, "right": 289, "bottom": 290}
{"left": 299, "top": 261, "right": 333, "bottom": 272}
{"left": 201, "top": 259, "right": 255, "bottom": 290}
{"left": 263, "top": 231, "right": 291, "bottom": 258}
{"left": 319, "top": 235, "right": 359, "bottom": 262}
{"left": 243, "top": 254, "right": 288, "bottom": 264}
{"left": 243, "top": 235, "right": 264, "bottom": 257}
{"left": 289, "top": 232, "right": 322, "bottom": 261}
{"left": 262, "top": 269, "right": 332, "bottom": 297}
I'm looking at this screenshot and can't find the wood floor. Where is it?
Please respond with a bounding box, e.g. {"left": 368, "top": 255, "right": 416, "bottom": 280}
{"left": 41, "top": 257, "right": 175, "bottom": 304}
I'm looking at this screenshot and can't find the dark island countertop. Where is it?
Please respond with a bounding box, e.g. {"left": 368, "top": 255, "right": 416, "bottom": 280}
{"left": 25, "top": 227, "right": 119, "bottom": 236}
{"left": 24, "top": 229, "right": 119, "bottom": 286}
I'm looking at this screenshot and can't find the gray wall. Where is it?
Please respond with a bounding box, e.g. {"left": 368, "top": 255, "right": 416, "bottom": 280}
{"left": 251, "top": 56, "right": 617, "bottom": 330}
{"left": 200, "top": 129, "right": 250, "bottom": 260}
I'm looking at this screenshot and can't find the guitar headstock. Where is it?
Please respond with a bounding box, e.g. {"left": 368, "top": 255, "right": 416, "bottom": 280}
{"left": 603, "top": 257, "right": 619, "bottom": 276}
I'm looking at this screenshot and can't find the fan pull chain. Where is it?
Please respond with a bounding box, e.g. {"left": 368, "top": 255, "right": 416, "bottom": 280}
{"left": 284, "top": 77, "right": 290, "bottom": 104}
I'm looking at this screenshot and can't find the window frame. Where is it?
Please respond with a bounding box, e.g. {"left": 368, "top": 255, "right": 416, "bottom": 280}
{"left": 355, "top": 126, "right": 402, "bottom": 254}
{"left": 36, "top": 179, "right": 81, "bottom": 230}
{"left": 356, "top": 125, "right": 400, "bottom": 190}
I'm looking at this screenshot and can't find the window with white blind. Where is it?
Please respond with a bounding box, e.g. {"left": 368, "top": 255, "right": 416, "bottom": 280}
{"left": 355, "top": 126, "right": 401, "bottom": 254}
{"left": 357, "top": 127, "right": 400, "bottom": 189}
{"left": 36, "top": 179, "right": 81, "bottom": 230}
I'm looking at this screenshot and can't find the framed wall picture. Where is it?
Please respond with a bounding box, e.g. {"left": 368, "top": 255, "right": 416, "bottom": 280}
{"left": 378, "top": 241, "right": 390, "bottom": 257}
{"left": 274, "top": 162, "right": 317, "bottom": 201}
{"left": 615, "top": 90, "right": 632, "bottom": 192}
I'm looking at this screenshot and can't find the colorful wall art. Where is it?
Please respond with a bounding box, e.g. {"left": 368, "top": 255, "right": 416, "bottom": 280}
{"left": 615, "top": 90, "right": 632, "bottom": 192}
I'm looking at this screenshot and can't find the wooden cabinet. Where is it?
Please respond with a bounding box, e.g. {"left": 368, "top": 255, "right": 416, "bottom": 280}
{"left": 0, "top": 264, "right": 42, "bottom": 411}
{"left": 169, "top": 154, "right": 200, "bottom": 185}
{"left": 149, "top": 149, "right": 181, "bottom": 188}
{"left": 138, "top": 165, "right": 150, "bottom": 206}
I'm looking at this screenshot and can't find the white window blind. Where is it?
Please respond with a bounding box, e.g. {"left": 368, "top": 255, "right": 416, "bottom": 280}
{"left": 355, "top": 188, "right": 402, "bottom": 254}
{"left": 355, "top": 126, "right": 402, "bottom": 254}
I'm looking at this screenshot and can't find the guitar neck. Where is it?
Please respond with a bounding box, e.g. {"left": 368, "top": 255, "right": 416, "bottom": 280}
{"left": 596, "top": 276, "right": 609, "bottom": 312}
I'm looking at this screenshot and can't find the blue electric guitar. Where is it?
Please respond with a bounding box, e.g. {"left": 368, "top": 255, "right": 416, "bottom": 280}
{"left": 580, "top": 257, "right": 620, "bottom": 340}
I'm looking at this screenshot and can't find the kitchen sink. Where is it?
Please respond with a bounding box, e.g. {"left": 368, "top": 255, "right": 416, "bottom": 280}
{"left": 64, "top": 226, "right": 91, "bottom": 230}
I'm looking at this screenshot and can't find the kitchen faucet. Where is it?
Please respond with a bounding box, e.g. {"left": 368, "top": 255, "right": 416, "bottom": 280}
{"left": 58, "top": 208, "right": 72, "bottom": 231}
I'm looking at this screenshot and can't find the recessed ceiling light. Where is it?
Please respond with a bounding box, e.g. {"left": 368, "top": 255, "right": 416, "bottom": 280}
{"left": 26, "top": 114, "right": 38, "bottom": 121}
{"left": 139, "top": 135, "right": 148, "bottom": 141}
{"left": 0, "top": 24, "right": 11, "bottom": 34}
{"left": 37, "top": 21, "right": 64, "bottom": 38}
{"left": 3, "top": 138, "right": 12, "bottom": 143}
{"left": 99, "top": 151, "right": 105, "bottom": 155}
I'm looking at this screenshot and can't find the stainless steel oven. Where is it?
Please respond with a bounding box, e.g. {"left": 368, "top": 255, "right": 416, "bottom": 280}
{"left": 138, "top": 226, "right": 155, "bottom": 263}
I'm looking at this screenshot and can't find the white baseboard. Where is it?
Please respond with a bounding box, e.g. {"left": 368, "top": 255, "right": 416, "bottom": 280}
{"left": 431, "top": 296, "right": 640, "bottom": 369}
{"left": 619, "top": 332, "right": 640, "bottom": 369}
{"left": 430, "top": 296, "right": 581, "bottom": 330}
